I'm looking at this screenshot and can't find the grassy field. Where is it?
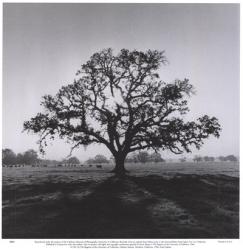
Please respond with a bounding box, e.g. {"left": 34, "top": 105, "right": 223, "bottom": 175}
{"left": 2, "top": 162, "right": 239, "bottom": 239}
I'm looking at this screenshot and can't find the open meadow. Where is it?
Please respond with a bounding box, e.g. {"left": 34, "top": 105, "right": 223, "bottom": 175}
{"left": 2, "top": 161, "right": 239, "bottom": 239}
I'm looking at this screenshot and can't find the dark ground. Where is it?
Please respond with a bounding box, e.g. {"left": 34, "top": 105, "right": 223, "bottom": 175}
{"left": 2, "top": 172, "right": 239, "bottom": 239}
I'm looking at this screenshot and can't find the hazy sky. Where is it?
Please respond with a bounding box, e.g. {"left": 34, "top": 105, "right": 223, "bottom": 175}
{"left": 3, "top": 3, "right": 240, "bottom": 161}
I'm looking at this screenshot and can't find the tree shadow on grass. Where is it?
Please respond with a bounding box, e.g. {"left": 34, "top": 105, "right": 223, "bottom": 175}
{"left": 49, "top": 176, "right": 162, "bottom": 239}
{"left": 2, "top": 174, "right": 239, "bottom": 239}
{"left": 129, "top": 174, "right": 239, "bottom": 239}
{"left": 3, "top": 176, "right": 159, "bottom": 239}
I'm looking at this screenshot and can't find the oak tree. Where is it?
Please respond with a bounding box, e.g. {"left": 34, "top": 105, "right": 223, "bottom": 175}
{"left": 24, "top": 48, "right": 221, "bottom": 176}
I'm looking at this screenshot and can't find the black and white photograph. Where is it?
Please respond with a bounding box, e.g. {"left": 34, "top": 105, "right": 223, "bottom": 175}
{"left": 2, "top": 2, "right": 240, "bottom": 242}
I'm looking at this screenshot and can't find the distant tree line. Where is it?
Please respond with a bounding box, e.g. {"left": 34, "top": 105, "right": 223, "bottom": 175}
{"left": 2, "top": 149, "right": 108, "bottom": 166}
{"left": 86, "top": 155, "right": 110, "bottom": 164}
{"left": 2, "top": 148, "right": 81, "bottom": 166}
{"left": 218, "top": 155, "right": 238, "bottom": 162}
{"left": 125, "top": 152, "right": 165, "bottom": 163}
{"left": 62, "top": 156, "right": 80, "bottom": 165}
{"left": 85, "top": 152, "right": 165, "bottom": 164}
{"left": 2, "top": 149, "right": 165, "bottom": 166}
{"left": 193, "top": 155, "right": 238, "bottom": 162}
{"left": 2, "top": 148, "right": 238, "bottom": 166}
{"left": 2, "top": 148, "right": 39, "bottom": 165}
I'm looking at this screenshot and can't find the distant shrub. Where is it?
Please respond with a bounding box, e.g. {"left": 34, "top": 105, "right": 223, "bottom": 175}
{"left": 203, "top": 156, "right": 215, "bottom": 162}
{"left": 86, "top": 154, "right": 109, "bottom": 164}
{"left": 218, "top": 156, "right": 226, "bottom": 162}
{"left": 136, "top": 152, "right": 150, "bottom": 163}
{"left": 125, "top": 152, "right": 165, "bottom": 163}
{"left": 218, "top": 155, "right": 238, "bottom": 162}
{"left": 149, "top": 152, "right": 165, "bottom": 163}
{"left": 225, "top": 155, "right": 238, "bottom": 162}
{"left": 63, "top": 156, "right": 80, "bottom": 165}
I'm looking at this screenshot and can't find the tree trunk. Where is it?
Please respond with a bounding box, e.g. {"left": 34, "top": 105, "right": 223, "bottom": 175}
{"left": 111, "top": 154, "right": 128, "bottom": 177}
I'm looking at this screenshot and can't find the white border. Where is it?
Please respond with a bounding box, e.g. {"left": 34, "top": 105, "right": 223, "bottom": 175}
{"left": 0, "top": 1, "right": 241, "bottom": 249}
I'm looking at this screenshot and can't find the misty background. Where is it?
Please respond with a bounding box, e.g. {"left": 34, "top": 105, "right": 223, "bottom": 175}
{"left": 2, "top": 3, "right": 240, "bottom": 161}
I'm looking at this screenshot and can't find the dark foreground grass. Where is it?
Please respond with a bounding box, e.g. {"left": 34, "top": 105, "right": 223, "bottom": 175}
{"left": 2, "top": 174, "right": 239, "bottom": 239}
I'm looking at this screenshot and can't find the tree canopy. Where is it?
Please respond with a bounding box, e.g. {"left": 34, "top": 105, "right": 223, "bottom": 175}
{"left": 24, "top": 48, "right": 221, "bottom": 175}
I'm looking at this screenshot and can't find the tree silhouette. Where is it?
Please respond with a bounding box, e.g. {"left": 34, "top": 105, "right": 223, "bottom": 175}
{"left": 24, "top": 48, "right": 221, "bottom": 176}
{"left": 149, "top": 152, "right": 165, "bottom": 163}
{"left": 193, "top": 155, "right": 202, "bottom": 162}
{"left": 22, "top": 149, "right": 39, "bottom": 165}
{"left": 203, "top": 156, "right": 215, "bottom": 162}
{"left": 136, "top": 151, "right": 150, "bottom": 163}
{"left": 2, "top": 148, "right": 16, "bottom": 165}
{"left": 86, "top": 154, "right": 109, "bottom": 164}
{"left": 63, "top": 156, "right": 80, "bottom": 165}
{"left": 225, "top": 155, "right": 238, "bottom": 162}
